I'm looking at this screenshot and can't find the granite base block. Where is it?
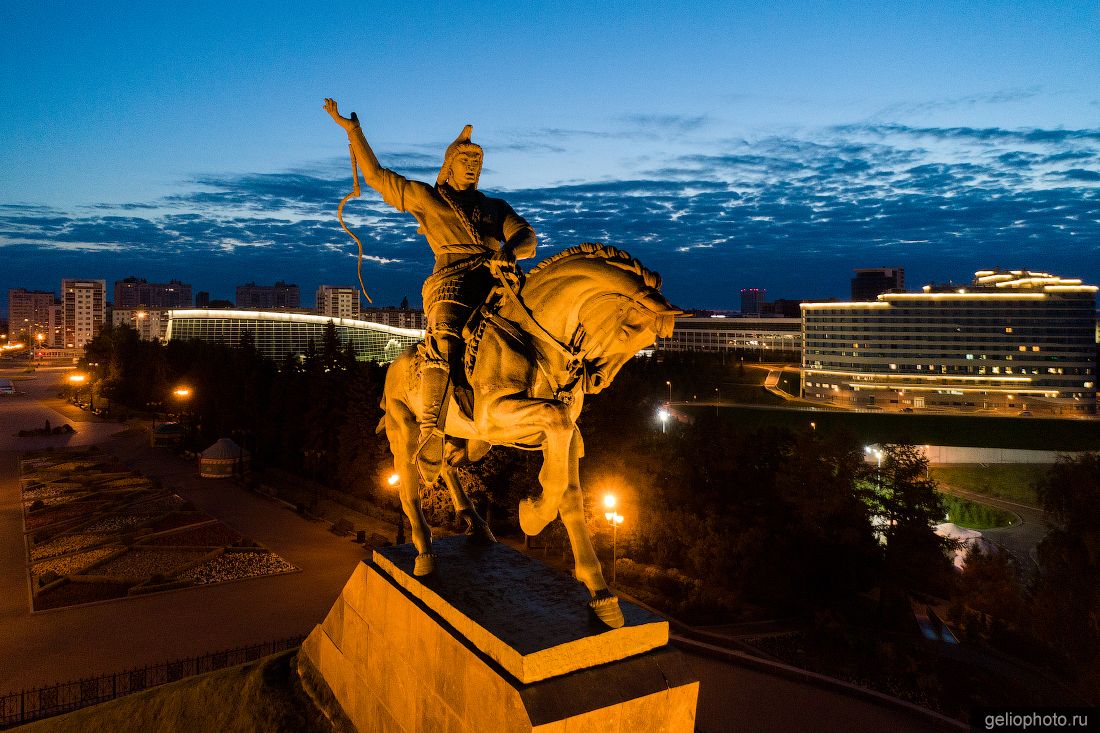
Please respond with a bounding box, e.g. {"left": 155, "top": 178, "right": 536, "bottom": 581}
{"left": 299, "top": 537, "right": 699, "bottom": 733}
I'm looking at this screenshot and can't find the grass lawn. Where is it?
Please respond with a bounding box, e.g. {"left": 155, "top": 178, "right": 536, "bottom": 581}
{"left": 18, "top": 651, "right": 330, "bottom": 733}
{"left": 939, "top": 493, "right": 1018, "bottom": 529}
{"left": 681, "top": 405, "right": 1100, "bottom": 452}
{"left": 930, "top": 464, "right": 1047, "bottom": 507}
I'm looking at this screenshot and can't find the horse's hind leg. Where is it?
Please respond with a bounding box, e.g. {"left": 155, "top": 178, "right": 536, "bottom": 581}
{"left": 439, "top": 451, "right": 495, "bottom": 544}
{"left": 388, "top": 402, "right": 435, "bottom": 576}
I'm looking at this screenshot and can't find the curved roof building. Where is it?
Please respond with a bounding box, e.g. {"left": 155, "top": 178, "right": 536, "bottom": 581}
{"left": 166, "top": 309, "right": 424, "bottom": 363}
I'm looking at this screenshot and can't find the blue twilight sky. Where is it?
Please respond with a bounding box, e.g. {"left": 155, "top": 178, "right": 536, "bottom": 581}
{"left": 1, "top": 1, "right": 1098, "bottom": 312}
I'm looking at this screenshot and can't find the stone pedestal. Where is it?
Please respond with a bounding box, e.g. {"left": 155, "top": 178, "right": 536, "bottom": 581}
{"left": 299, "top": 536, "right": 699, "bottom": 732}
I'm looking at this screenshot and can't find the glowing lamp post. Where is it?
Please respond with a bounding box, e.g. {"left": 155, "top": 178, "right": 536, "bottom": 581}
{"left": 68, "top": 373, "right": 86, "bottom": 404}
{"left": 172, "top": 386, "right": 194, "bottom": 443}
{"left": 603, "top": 493, "right": 624, "bottom": 585}
{"left": 665, "top": 380, "right": 672, "bottom": 405}
{"left": 657, "top": 407, "right": 669, "bottom": 434}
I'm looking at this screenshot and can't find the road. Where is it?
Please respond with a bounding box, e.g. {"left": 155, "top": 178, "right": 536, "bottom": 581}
{"left": 935, "top": 481, "right": 1049, "bottom": 568}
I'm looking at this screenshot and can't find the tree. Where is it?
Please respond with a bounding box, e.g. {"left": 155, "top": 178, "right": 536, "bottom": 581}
{"left": 868, "top": 444, "right": 953, "bottom": 595}
{"left": 1032, "top": 453, "right": 1100, "bottom": 694}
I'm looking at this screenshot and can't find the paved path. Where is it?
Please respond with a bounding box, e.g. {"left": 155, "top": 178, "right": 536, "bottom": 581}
{"left": 687, "top": 650, "right": 961, "bottom": 732}
{"left": 936, "top": 482, "right": 1049, "bottom": 568}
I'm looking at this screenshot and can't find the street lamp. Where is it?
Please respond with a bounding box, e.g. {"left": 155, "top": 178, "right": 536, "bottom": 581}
{"left": 665, "top": 380, "right": 672, "bottom": 405}
{"left": 714, "top": 387, "right": 720, "bottom": 417}
{"left": 68, "top": 373, "right": 86, "bottom": 404}
{"left": 602, "top": 493, "right": 624, "bottom": 584}
{"left": 657, "top": 407, "right": 669, "bottom": 434}
{"left": 172, "top": 386, "right": 193, "bottom": 444}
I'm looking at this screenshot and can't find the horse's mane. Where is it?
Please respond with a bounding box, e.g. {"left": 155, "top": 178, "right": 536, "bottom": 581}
{"left": 527, "top": 242, "right": 662, "bottom": 291}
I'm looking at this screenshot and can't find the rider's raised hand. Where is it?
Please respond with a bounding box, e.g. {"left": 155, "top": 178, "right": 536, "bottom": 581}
{"left": 324, "top": 98, "right": 360, "bottom": 132}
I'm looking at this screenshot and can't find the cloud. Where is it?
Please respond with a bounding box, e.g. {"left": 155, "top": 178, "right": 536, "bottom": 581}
{"left": 2, "top": 121, "right": 1098, "bottom": 308}
{"left": 872, "top": 87, "right": 1043, "bottom": 118}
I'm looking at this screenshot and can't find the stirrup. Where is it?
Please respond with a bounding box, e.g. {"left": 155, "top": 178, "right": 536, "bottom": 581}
{"left": 415, "top": 428, "right": 444, "bottom": 484}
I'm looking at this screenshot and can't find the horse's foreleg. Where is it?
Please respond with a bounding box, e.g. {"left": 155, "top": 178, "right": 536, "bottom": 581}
{"left": 439, "top": 460, "right": 495, "bottom": 544}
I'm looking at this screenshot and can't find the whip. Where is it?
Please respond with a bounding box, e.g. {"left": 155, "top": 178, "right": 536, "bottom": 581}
{"left": 337, "top": 142, "right": 373, "bottom": 304}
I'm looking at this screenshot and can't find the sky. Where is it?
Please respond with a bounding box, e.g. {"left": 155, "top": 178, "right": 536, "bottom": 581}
{"left": 1, "top": 1, "right": 1098, "bottom": 314}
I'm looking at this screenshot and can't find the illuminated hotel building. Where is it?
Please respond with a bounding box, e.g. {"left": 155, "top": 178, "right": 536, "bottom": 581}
{"left": 166, "top": 310, "right": 423, "bottom": 364}
{"left": 801, "top": 270, "right": 1097, "bottom": 416}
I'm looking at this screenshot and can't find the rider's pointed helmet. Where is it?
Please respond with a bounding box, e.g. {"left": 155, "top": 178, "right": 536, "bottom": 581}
{"left": 436, "top": 125, "right": 483, "bottom": 186}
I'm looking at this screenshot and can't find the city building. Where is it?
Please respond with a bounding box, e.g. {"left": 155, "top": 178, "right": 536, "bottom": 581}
{"left": 195, "top": 291, "right": 210, "bottom": 307}
{"left": 316, "top": 285, "right": 361, "bottom": 319}
{"left": 739, "top": 288, "right": 765, "bottom": 316}
{"left": 166, "top": 309, "right": 423, "bottom": 363}
{"left": 235, "top": 281, "right": 300, "bottom": 309}
{"left": 656, "top": 315, "right": 801, "bottom": 356}
{"left": 802, "top": 269, "right": 1097, "bottom": 415}
{"left": 61, "top": 279, "right": 106, "bottom": 350}
{"left": 113, "top": 308, "right": 171, "bottom": 342}
{"left": 6, "top": 289, "right": 56, "bottom": 343}
{"left": 360, "top": 307, "right": 427, "bottom": 331}
{"left": 113, "top": 277, "right": 193, "bottom": 308}
{"left": 851, "top": 267, "right": 904, "bottom": 301}
{"left": 760, "top": 299, "right": 804, "bottom": 318}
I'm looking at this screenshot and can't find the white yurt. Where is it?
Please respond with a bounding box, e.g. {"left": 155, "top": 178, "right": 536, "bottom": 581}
{"left": 199, "top": 438, "right": 250, "bottom": 478}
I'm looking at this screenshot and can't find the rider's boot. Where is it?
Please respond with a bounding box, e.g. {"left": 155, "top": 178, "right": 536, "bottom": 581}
{"left": 416, "top": 366, "right": 449, "bottom": 485}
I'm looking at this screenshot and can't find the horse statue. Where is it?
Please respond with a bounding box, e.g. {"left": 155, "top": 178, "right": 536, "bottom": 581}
{"left": 381, "top": 243, "right": 680, "bottom": 628}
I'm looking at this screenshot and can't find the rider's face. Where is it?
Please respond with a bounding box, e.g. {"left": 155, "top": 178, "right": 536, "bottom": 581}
{"left": 448, "top": 151, "right": 483, "bottom": 190}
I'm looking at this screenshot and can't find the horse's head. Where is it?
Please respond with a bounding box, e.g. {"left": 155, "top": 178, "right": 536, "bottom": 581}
{"left": 523, "top": 243, "right": 681, "bottom": 395}
{"left": 578, "top": 286, "right": 679, "bottom": 393}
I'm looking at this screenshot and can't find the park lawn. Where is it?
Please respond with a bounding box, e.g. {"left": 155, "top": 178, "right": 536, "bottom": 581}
{"left": 930, "top": 464, "right": 1047, "bottom": 508}
{"left": 683, "top": 405, "right": 1100, "bottom": 452}
{"left": 17, "top": 651, "right": 329, "bottom": 733}
{"left": 938, "top": 493, "right": 1018, "bottom": 529}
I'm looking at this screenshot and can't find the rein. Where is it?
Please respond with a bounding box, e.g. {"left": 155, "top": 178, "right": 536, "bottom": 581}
{"left": 490, "top": 271, "right": 586, "bottom": 403}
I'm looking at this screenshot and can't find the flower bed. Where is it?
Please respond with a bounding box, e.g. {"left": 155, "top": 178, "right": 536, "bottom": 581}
{"left": 176, "top": 551, "right": 297, "bottom": 585}
{"left": 22, "top": 485, "right": 70, "bottom": 502}
{"left": 24, "top": 505, "right": 97, "bottom": 530}
{"left": 88, "top": 548, "right": 210, "bottom": 579}
{"left": 30, "top": 532, "right": 113, "bottom": 561}
{"left": 142, "top": 523, "right": 244, "bottom": 548}
{"left": 31, "top": 547, "right": 119, "bottom": 583}
{"left": 35, "top": 581, "right": 133, "bottom": 611}
{"left": 81, "top": 514, "right": 157, "bottom": 533}
{"left": 126, "top": 494, "right": 186, "bottom": 514}
{"left": 147, "top": 512, "right": 214, "bottom": 533}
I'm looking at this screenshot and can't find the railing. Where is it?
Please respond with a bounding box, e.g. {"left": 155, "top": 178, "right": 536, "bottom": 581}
{"left": 0, "top": 635, "right": 305, "bottom": 728}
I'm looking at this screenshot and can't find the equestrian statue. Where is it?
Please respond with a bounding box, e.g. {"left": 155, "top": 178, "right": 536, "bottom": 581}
{"left": 324, "top": 99, "right": 680, "bottom": 628}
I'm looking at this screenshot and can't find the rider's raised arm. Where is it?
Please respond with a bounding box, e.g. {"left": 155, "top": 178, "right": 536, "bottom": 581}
{"left": 324, "top": 98, "right": 422, "bottom": 212}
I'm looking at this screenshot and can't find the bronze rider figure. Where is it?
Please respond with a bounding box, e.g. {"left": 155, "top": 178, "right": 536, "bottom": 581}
{"left": 323, "top": 99, "right": 537, "bottom": 484}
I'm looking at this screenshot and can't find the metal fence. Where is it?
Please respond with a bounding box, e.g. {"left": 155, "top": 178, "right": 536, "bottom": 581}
{"left": 0, "top": 636, "right": 305, "bottom": 728}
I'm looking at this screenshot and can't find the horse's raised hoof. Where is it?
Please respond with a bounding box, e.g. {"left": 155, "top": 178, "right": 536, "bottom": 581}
{"left": 588, "top": 592, "right": 625, "bottom": 629}
{"left": 518, "top": 498, "right": 554, "bottom": 536}
{"left": 413, "top": 552, "right": 435, "bottom": 577}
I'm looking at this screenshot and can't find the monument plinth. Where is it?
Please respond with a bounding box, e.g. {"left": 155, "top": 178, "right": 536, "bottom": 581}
{"left": 298, "top": 537, "right": 699, "bottom": 732}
